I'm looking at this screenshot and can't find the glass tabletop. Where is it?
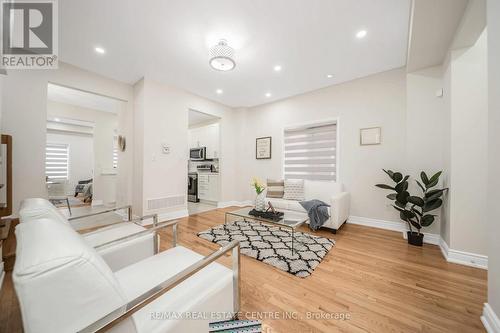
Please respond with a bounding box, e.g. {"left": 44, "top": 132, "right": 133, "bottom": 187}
{"left": 226, "top": 207, "right": 309, "bottom": 229}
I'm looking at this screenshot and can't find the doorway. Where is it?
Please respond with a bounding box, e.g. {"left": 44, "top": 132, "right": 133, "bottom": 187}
{"left": 45, "top": 83, "right": 126, "bottom": 215}
{"left": 187, "top": 109, "right": 221, "bottom": 215}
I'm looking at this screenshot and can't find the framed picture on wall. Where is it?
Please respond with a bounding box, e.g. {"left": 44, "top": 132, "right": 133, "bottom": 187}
{"left": 256, "top": 136, "right": 272, "bottom": 159}
{"left": 360, "top": 127, "right": 381, "bottom": 145}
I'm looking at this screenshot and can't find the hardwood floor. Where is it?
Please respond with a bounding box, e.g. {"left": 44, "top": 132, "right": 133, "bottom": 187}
{"left": 0, "top": 207, "right": 487, "bottom": 332}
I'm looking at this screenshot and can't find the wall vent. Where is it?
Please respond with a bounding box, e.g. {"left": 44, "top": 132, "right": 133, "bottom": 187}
{"left": 147, "top": 195, "right": 185, "bottom": 211}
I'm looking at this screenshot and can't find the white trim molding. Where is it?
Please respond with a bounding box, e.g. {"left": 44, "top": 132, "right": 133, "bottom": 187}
{"left": 482, "top": 303, "right": 500, "bottom": 333}
{"left": 439, "top": 237, "right": 488, "bottom": 269}
{"left": 347, "top": 215, "right": 488, "bottom": 269}
{"left": 217, "top": 200, "right": 253, "bottom": 208}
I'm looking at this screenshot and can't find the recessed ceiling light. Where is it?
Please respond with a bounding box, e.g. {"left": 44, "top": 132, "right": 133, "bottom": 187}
{"left": 327, "top": 74, "right": 334, "bottom": 78}
{"left": 356, "top": 30, "right": 367, "bottom": 39}
{"left": 265, "top": 92, "right": 272, "bottom": 98}
{"left": 54, "top": 117, "right": 60, "bottom": 122}
{"left": 273, "top": 65, "right": 282, "bottom": 72}
{"left": 94, "top": 47, "right": 106, "bottom": 54}
{"left": 216, "top": 89, "right": 223, "bottom": 94}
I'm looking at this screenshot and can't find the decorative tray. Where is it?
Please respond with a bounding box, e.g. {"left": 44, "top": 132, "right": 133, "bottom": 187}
{"left": 248, "top": 209, "right": 284, "bottom": 221}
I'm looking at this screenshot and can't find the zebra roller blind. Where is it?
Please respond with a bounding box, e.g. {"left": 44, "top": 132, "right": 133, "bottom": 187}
{"left": 45, "top": 143, "right": 69, "bottom": 180}
{"left": 284, "top": 122, "right": 337, "bottom": 181}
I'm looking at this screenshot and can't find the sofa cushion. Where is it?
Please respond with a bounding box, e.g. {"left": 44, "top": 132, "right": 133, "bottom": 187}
{"left": 266, "top": 198, "right": 289, "bottom": 211}
{"left": 83, "top": 222, "right": 154, "bottom": 271}
{"left": 283, "top": 179, "right": 305, "bottom": 201}
{"left": 115, "top": 246, "right": 233, "bottom": 333}
{"left": 266, "top": 179, "right": 284, "bottom": 198}
{"left": 304, "top": 180, "right": 343, "bottom": 202}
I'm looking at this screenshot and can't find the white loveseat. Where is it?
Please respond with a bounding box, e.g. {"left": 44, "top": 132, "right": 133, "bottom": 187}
{"left": 266, "top": 181, "right": 350, "bottom": 233}
{"left": 13, "top": 210, "right": 240, "bottom": 332}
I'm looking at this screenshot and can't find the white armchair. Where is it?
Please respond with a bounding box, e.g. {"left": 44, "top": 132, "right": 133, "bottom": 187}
{"left": 18, "top": 198, "right": 157, "bottom": 271}
{"left": 13, "top": 216, "right": 240, "bottom": 333}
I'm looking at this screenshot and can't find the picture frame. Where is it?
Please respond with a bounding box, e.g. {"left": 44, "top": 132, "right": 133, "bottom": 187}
{"left": 256, "top": 136, "right": 272, "bottom": 159}
{"left": 360, "top": 127, "right": 381, "bottom": 145}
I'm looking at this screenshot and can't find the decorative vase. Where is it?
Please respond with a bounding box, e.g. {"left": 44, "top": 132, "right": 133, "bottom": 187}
{"left": 407, "top": 231, "right": 424, "bottom": 246}
{"left": 255, "top": 192, "right": 266, "bottom": 212}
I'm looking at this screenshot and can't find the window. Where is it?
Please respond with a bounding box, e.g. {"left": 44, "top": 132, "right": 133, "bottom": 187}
{"left": 45, "top": 143, "right": 70, "bottom": 180}
{"left": 284, "top": 122, "right": 337, "bottom": 181}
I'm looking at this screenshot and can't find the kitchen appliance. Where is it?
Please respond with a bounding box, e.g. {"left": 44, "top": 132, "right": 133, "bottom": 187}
{"left": 188, "top": 172, "right": 199, "bottom": 202}
{"left": 190, "top": 147, "right": 206, "bottom": 161}
{"left": 196, "top": 164, "right": 212, "bottom": 171}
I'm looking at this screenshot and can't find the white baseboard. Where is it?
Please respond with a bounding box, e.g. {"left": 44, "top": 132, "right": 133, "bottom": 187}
{"left": 157, "top": 209, "right": 189, "bottom": 223}
{"left": 217, "top": 200, "right": 252, "bottom": 208}
{"left": 439, "top": 237, "right": 488, "bottom": 269}
{"left": 91, "top": 200, "right": 104, "bottom": 207}
{"left": 348, "top": 215, "right": 487, "bottom": 269}
{"left": 482, "top": 303, "right": 500, "bottom": 333}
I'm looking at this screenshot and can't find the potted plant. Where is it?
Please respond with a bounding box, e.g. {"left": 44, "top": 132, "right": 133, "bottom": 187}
{"left": 251, "top": 178, "right": 266, "bottom": 212}
{"left": 375, "top": 170, "right": 447, "bottom": 246}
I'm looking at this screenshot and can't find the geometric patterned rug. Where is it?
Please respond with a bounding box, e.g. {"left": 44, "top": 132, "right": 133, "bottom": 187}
{"left": 197, "top": 220, "right": 334, "bottom": 278}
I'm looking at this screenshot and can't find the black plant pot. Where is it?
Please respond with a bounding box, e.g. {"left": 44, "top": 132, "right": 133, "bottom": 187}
{"left": 407, "top": 231, "right": 424, "bottom": 246}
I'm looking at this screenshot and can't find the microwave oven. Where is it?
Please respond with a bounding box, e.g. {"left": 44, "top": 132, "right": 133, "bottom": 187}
{"left": 190, "top": 147, "right": 206, "bottom": 160}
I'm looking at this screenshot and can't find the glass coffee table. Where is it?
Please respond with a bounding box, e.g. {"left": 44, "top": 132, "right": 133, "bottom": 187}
{"left": 225, "top": 207, "right": 309, "bottom": 253}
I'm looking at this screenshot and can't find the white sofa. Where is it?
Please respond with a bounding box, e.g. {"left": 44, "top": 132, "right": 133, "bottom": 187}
{"left": 266, "top": 181, "right": 350, "bottom": 233}
{"left": 13, "top": 214, "right": 240, "bottom": 332}
{"left": 18, "top": 198, "right": 156, "bottom": 271}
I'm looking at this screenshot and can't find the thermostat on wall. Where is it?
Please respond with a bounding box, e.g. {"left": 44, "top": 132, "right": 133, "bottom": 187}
{"left": 161, "top": 143, "right": 170, "bottom": 154}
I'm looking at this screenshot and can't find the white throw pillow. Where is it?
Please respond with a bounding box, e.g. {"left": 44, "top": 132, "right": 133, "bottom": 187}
{"left": 283, "top": 179, "right": 305, "bottom": 201}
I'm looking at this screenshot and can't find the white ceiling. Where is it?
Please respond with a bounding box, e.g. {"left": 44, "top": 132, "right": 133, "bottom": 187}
{"left": 59, "top": 0, "right": 412, "bottom": 108}
{"left": 407, "top": 0, "right": 469, "bottom": 72}
{"left": 47, "top": 83, "right": 124, "bottom": 113}
{"left": 189, "top": 109, "right": 220, "bottom": 127}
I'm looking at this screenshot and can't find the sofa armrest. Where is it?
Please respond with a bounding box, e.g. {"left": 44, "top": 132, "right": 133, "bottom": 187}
{"left": 330, "top": 192, "right": 350, "bottom": 229}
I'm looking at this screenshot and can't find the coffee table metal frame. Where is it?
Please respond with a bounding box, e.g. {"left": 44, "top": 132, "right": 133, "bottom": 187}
{"left": 224, "top": 208, "right": 309, "bottom": 254}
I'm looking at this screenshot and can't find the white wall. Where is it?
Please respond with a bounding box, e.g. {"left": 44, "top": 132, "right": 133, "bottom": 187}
{"left": 46, "top": 131, "right": 93, "bottom": 195}
{"left": 406, "top": 66, "right": 447, "bottom": 235}
{"left": 447, "top": 30, "right": 488, "bottom": 255}
{"left": 133, "top": 78, "right": 237, "bottom": 216}
{"left": 235, "top": 68, "right": 408, "bottom": 223}
{"left": 486, "top": 0, "right": 500, "bottom": 322}
{"left": 1, "top": 63, "right": 134, "bottom": 213}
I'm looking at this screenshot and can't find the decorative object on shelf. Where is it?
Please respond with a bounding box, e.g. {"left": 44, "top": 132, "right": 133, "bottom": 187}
{"left": 375, "top": 169, "right": 448, "bottom": 246}
{"left": 117, "top": 135, "right": 126, "bottom": 152}
{"left": 209, "top": 39, "right": 236, "bottom": 71}
{"left": 251, "top": 177, "right": 266, "bottom": 211}
{"left": 360, "top": 127, "right": 381, "bottom": 145}
{"left": 256, "top": 136, "right": 272, "bottom": 159}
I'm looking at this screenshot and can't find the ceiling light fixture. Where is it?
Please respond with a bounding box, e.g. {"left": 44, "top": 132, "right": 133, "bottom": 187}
{"left": 94, "top": 46, "right": 106, "bottom": 54}
{"left": 265, "top": 92, "right": 272, "bottom": 98}
{"left": 209, "top": 39, "right": 236, "bottom": 71}
{"left": 356, "top": 30, "right": 367, "bottom": 39}
{"left": 273, "top": 65, "right": 282, "bottom": 72}
{"left": 54, "top": 117, "right": 60, "bottom": 122}
{"left": 216, "top": 89, "right": 223, "bottom": 94}
{"left": 327, "top": 74, "right": 334, "bottom": 78}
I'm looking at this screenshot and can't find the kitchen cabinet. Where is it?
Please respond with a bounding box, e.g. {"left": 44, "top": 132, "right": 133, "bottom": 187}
{"left": 188, "top": 123, "right": 220, "bottom": 159}
{"left": 197, "top": 173, "right": 220, "bottom": 202}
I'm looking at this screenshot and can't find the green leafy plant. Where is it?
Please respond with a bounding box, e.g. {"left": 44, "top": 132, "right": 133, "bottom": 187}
{"left": 375, "top": 170, "right": 447, "bottom": 235}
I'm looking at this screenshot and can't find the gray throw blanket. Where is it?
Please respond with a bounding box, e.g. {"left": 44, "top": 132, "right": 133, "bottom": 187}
{"left": 300, "top": 199, "right": 330, "bottom": 231}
